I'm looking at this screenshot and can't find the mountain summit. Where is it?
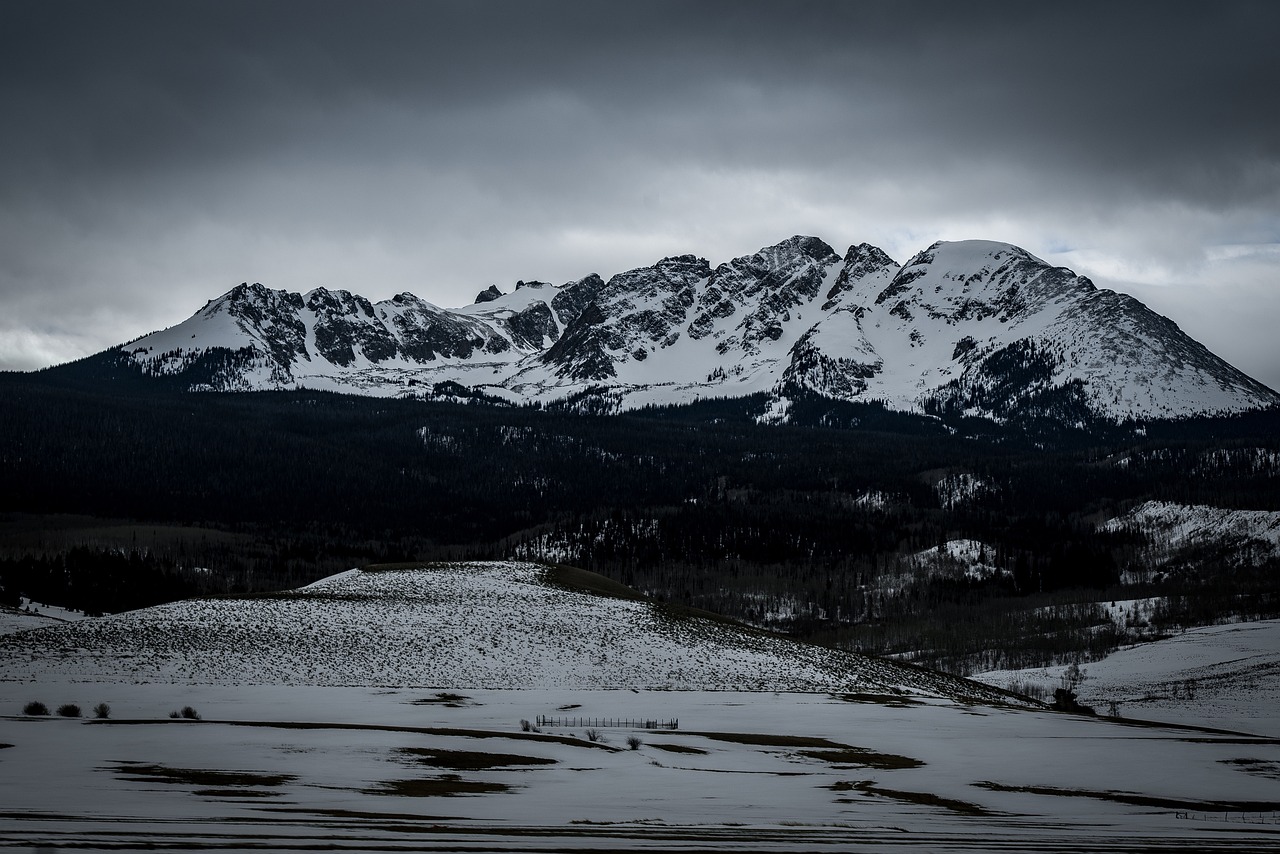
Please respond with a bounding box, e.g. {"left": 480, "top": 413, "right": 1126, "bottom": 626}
{"left": 112, "top": 236, "right": 1278, "bottom": 423}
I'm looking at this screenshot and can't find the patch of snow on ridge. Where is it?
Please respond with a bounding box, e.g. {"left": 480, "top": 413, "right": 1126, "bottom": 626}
{"left": 912, "top": 539, "right": 1009, "bottom": 581}
{"left": 0, "top": 562, "right": 1013, "bottom": 702}
{"left": 1194, "top": 447, "right": 1280, "bottom": 476}
{"left": 934, "top": 472, "right": 993, "bottom": 509}
{"left": 1100, "top": 501, "right": 1280, "bottom": 568}
{"left": 854, "top": 490, "right": 903, "bottom": 510}
{"left": 754, "top": 395, "right": 791, "bottom": 425}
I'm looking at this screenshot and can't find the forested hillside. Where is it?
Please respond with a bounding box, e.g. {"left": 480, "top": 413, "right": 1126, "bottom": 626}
{"left": 2, "top": 374, "right": 1277, "bottom": 673}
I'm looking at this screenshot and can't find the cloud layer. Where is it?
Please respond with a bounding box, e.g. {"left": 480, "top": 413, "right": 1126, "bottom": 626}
{"left": 2, "top": 1, "right": 1277, "bottom": 388}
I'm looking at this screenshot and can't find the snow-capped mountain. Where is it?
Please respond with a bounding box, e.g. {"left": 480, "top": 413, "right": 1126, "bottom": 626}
{"left": 113, "top": 236, "right": 1279, "bottom": 422}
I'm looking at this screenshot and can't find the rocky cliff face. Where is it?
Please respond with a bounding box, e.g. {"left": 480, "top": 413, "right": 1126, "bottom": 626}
{"left": 115, "top": 236, "right": 1280, "bottom": 423}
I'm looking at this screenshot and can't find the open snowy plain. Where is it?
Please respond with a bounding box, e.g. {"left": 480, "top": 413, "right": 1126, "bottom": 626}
{"left": 2, "top": 563, "right": 1278, "bottom": 852}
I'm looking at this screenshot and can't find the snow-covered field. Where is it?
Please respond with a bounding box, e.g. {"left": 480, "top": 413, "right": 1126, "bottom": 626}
{"left": 2, "top": 564, "right": 1279, "bottom": 851}
{"left": 0, "top": 605, "right": 63, "bottom": 636}
{"left": 2, "top": 685, "right": 1278, "bottom": 851}
{"left": 0, "top": 597, "right": 89, "bottom": 636}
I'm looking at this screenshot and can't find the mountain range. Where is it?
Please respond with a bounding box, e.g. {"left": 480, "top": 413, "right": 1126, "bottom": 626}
{"left": 105, "top": 236, "right": 1279, "bottom": 424}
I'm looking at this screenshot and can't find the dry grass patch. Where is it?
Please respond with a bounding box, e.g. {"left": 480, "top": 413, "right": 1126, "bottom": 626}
{"left": 218, "top": 719, "right": 616, "bottom": 749}
{"left": 411, "top": 692, "right": 476, "bottom": 707}
{"left": 832, "top": 692, "right": 925, "bottom": 708}
{"left": 1221, "top": 758, "right": 1280, "bottom": 781}
{"left": 399, "top": 748, "right": 556, "bottom": 771}
{"left": 192, "top": 788, "right": 285, "bottom": 799}
{"left": 542, "top": 563, "right": 648, "bottom": 602}
{"left": 369, "top": 774, "right": 511, "bottom": 797}
{"left": 975, "top": 780, "right": 1280, "bottom": 812}
{"left": 648, "top": 742, "right": 710, "bottom": 755}
{"left": 109, "top": 762, "right": 295, "bottom": 789}
{"left": 682, "top": 731, "right": 921, "bottom": 770}
{"left": 830, "top": 780, "right": 992, "bottom": 816}
{"left": 799, "top": 747, "right": 924, "bottom": 770}
{"left": 682, "top": 731, "right": 847, "bottom": 748}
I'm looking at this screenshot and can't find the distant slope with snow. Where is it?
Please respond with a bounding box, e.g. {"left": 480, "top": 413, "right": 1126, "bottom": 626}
{"left": 0, "top": 561, "right": 1013, "bottom": 701}
{"left": 975, "top": 619, "right": 1280, "bottom": 736}
{"left": 0, "top": 605, "right": 64, "bottom": 636}
{"left": 1101, "top": 500, "right": 1280, "bottom": 574}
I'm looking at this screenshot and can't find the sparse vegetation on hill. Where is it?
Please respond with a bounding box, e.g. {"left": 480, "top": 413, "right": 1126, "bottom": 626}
{"left": 0, "top": 563, "right": 1021, "bottom": 702}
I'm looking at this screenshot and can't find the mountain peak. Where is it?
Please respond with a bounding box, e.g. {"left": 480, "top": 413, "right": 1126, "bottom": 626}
{"left": 105, "top": 234, "right": 1280, "bottom": 425}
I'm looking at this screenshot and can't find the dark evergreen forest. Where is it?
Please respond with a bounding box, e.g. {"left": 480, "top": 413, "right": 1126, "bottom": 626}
{"left": 2, "top": 370, "right": 1277, "bottom": 674}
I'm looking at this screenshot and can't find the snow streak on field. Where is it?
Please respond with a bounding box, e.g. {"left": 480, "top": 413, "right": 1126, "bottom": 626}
{"left": 0, "top": 562, "right": 1003, "bottom": 700}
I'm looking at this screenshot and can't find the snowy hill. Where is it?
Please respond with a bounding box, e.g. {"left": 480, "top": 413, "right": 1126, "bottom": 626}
{"left": 1101, "top": 500, "right": 1280, "bottom": 577}
{"left": 100, "top": 236, "right": 1278, "bottom": 423}
{"left": 0, "top": 561, "right": 1011, "bottom": 701}
{"left": 975, "top": 619, "right": 1280, "bottom": 736}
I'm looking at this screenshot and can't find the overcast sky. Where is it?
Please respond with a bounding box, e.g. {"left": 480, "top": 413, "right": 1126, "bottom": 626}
{"left": 2, "top": 0, "right": 1278, "bottom": 389}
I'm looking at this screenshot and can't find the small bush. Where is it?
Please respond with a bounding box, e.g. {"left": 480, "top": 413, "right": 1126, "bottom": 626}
{"left": 168, "top": 710, "right": 181, "bottom": 719}
{"left": 180, "top": 706, "right": 201, "bottom": 720}
{"left": 519, "top": 719, "right": 540, "bottom": 733}
{"left": 56, "top": 704, "right": 82, "bottom": 718}
{"left": 93, "top": 702, "right": 111, "bottom": 719}
{"left": 585, "top": 728, "right": 605, "bottom": 743}
{"left": 627, "top": 735, "right": 642, "bottom": 750}
{"left": 22, "top": 701, "right": 49, "bottom": 716}
{"left": 1005, "top": 678, "right": 1048, "bottom": 702}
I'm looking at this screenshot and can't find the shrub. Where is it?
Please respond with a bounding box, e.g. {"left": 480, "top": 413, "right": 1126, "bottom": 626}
{"left": 93, "top": 703, "right": 111, "bottom": 719}
{"left": 585, "top": 728, "right": 605, "bottom": 743}
{"left": 1005, "top": 678, "right": 1047, "bottom": 702}
{"left": 627, "top": 735, "right": 642, "bottom": 750}
{"left": 519, "top": 719, "right": 540, "bottom": 733}
{"left": 22, "top": 701, "right": 49, "bottom": 716}
{"left": 168, "top": 710, "right": 181, "bottom": 719}
{"left": 180, "top": 706, "right": 201, "bottom": 720}
{"left": 1059, "top": 663, "right": 1085, "bottom": 692}
{"left": 56, "top": 704, "right": 82, "bottom": 718}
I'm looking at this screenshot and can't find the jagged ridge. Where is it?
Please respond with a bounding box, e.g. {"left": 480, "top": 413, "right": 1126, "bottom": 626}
{"left": 106, "top": 236, "right": 1279, "bottom": 423}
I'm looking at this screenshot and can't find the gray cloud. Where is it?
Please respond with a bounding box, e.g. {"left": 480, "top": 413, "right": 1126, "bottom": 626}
{"left": 2, "top": 1, "right": 1277, "bottom": 389}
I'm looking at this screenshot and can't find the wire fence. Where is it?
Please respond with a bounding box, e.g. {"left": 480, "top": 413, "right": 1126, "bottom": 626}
{"left": 1175, "top": 811, "right": 1280, "bottom": 824}
{"left": 535, "top": 715, "right": 678, "bottom": 730}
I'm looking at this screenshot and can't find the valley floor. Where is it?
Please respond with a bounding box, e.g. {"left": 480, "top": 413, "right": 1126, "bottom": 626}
{"left": 2, "top": 683, "right": 1279, "bottom": 852}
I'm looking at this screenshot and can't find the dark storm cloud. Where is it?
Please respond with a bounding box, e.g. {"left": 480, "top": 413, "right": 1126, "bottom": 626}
{"left": 6, "top": 1, "right": 1275, "bottom": 193}
{"left": 1, "top": 1, "right": 1278, "bottom": 386}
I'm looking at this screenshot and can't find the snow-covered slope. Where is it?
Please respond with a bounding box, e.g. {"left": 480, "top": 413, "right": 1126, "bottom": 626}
{"left": 909, "top": 539, "right": 1009, "bottom": 582}
{"left": 1101, "top": 500, "right": 1280, "bottom": 575}
{"left": 0, "top": 561, "right": 1011, "bottom": 700}
{"left": 109, "top": 236, "right": 1280, "bottom": 422}
{"left": 974, "top": 619, "right": 1280, "bottom": 736}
